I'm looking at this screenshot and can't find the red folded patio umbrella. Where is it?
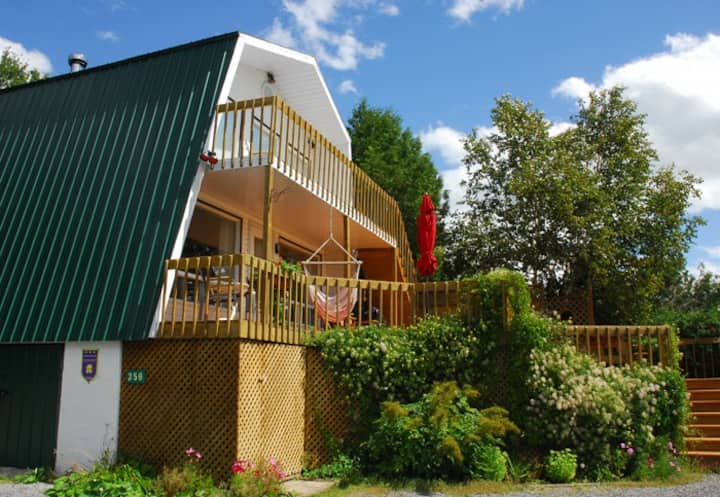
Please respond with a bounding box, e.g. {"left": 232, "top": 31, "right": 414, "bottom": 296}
{"left": 416, "top": 193, "right": 438, "bottom": 278}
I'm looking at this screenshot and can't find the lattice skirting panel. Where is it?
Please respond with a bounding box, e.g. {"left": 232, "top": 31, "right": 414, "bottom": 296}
{"left": 236, "top": 341, "right": 306, "bottom": 475}
{"left": 305, "top": 348, "right": 348, "bottom": 466}
{"left": 119, "top": 339, "right": 239, "bottom": 478}
{"left": 119, "top": 339, "right": 347, "bottom": 479}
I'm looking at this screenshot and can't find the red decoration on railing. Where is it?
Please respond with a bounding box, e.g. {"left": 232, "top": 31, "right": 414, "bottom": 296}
{"left": 199, "top": 151, "right": 218, "bottom": 165}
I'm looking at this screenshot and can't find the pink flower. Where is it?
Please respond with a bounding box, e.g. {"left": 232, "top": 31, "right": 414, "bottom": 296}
{"left": 668, "top": 441, "right": 674, "bottom": 450}
{"left": 268, "top": 456, "right": 278, "bottom": 467}
{"left": 231, "top": 461, "right": 246, "bottom": 474}
{"left": 620, "top": 442, "right": 627, "bottom": 449}
{"left": 195, "top": 452, "right": 202, "bottom": 460}
{"left": 670, "top": 461, "right": 676, "bottom": 467}
{"left": 627, "top": 448, "right": 635, "bottom": 455}
{"left": 185, "top": 447, "right": 195, "bottom": 456}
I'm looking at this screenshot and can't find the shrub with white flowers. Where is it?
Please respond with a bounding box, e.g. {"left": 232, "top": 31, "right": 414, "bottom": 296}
{"left": 526, "top": 344, "right": 688, "bottom": 478}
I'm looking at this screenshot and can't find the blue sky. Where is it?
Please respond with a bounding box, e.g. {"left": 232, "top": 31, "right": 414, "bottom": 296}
{"left": 2, "top": 0, "right": 719, "bottom": 272}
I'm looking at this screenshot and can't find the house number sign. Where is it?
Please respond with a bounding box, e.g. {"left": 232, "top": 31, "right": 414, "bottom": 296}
{"left": 126, "top": 369, "right": 147, "bottom": 384}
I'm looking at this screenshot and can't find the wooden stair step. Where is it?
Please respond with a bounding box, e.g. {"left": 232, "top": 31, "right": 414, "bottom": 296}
{"left": 686, "top": 378, "right": 720, "bottom": 390}
{"left": 684, "top": 450, "right": 720, "bottom": 466}
{"left": 689, "top": 389, "right": 720, "bottom": 401}
{"left": 690, "top": 424, "right": 720, "bottom": 437}
{"left": 691, "top": 400, "right": 720, "bottom": 412}
{"left": 691, "top": 412, "right": 720, "bottom": 424}
{"left": 686, "top": 437, "right": 720, "bottom": 451}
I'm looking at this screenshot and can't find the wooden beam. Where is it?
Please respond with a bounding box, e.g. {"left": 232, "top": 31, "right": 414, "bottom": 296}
{"left": 344, "top": 215, "right": 351, "bottom": 279}
{"left": 263, "top": 166, "right": 274, "bottom": 260}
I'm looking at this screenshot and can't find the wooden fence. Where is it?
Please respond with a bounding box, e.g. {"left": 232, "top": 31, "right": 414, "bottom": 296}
{"left": 566, "top": 325, "right": 674, "bottom": 367}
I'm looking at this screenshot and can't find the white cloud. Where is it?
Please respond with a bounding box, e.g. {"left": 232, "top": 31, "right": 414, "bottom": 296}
{"left": 379, "top": 3, "right": 399, "bottom": 16}
{"left": 548, "top": 121, "right": 574, "bottom": 137}
{"left": 265, "top": 18, "right": 297, "bottom": 48}
{"left": 419, "top": 124, "right": 468, "bottom": 209}
{"left": 269, "top": 0, "right": 387, "bottom": 70}
{"left": 419, "top": 124, "right": 466, "bottom": 164}
{"left": 0, "top": 36, "right": 52, "bottom": 74}
{"left": 338, "top": 79, "right": 358, "bottom": 94}
{"left": 552, "top": 33, "right": 720, "bottom": 211}
{"left": 96, "top": 30, "right": 119, "bottom": 42}
{"left": 419, "top": 124, "right": 498, "bottom": 210}
{"left": 703, "top": 246, "right": 720, "bottom": 259}
{"left": 691, "top": 259, "right": 720, "bottom": 276}
{"left": 665, "top": 33, "right": 701, "bottom": 53}
{"left": 551, "top": 76, "right": 596, "bottom": 102}
{"left": 104, "top": 0, "right": 127, "bottom": 12}
{"left": 448, "top": 0, "right": 524, "bottom": 22}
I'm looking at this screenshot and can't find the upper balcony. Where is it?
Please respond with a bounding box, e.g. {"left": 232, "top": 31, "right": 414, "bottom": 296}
{"left": 206, "top": 96, "right": 415, "bottom": 283}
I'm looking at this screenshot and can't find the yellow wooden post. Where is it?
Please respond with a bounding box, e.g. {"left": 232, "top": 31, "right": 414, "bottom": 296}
{"left": 344, "top": 215, "right": 352, "bottom": 279}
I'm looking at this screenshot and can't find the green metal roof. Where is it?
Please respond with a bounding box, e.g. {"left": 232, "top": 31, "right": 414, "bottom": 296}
{"left": 0, "top": 33, "right": 238, "bottom": 342}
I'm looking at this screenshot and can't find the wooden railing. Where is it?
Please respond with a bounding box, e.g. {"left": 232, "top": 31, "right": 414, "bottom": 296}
{"left": 566, "top": 325, "right": 674, "bottom": 367}
{"left": 679, "top": 337, "right": 720, "bottom": 378}
{"left": 159, "top": 254, "right": 462, "bottom": 343}
{"left": 159, "top": 258, "right": 680, "bottom": 368}
{"left": 210, "top": 97, "right": 415, "bottom": 282}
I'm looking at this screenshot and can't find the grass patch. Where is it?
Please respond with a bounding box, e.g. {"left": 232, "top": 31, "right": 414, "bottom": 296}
{"left": 311, "top": 472, "right": 706, "bottom": 497}
{"left": 313, "top": 479, "right": 523, "bottom": 497}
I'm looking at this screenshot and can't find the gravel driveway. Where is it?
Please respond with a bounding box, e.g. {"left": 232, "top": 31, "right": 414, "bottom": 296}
{"left": 0, "top": 483, "right": 51, "bottom": 497}
{"left": 415, "top": 474, "right": 720, "bottom": 497}
{"left": 1, "top": 474, "right": 719, "bottom": 497}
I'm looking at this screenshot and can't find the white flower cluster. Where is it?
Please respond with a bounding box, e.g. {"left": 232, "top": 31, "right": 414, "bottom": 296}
{"left": 526, "top": 344, "right": 683, "bottom": 470}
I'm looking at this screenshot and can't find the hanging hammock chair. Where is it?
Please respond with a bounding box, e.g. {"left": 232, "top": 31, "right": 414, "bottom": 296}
{"left": 302, "top": 231, "right": 362, "bottom": 324}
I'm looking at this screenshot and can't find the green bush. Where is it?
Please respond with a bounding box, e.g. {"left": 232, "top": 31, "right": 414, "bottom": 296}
{"left": 362, "top": 381, "right": 518, "bottom": 480}
{"left": 526, "top": 344, "right": 688, "bottom": 478}
{"left": 46, "top": 463, "right": 155, "bottom": 497}
{"left": 544, "top": 449, "right": 577, "bottom": 483}
{"left": 310, "top": 268, "right": 688, "bottom": 482}
{"left": 469, "top": 444, "right": 507, "bottom": 481}
{"left": 310, "top": 314, "right": 495, "bottom": 432}
{"left": 13, "top": 467, "right": 53, "bottom": 484}
{"left": 302, "top": 453, "right": 360, "bottom": 482}
{"left": 154, "top": 448, "right": 222, "bottom": 497}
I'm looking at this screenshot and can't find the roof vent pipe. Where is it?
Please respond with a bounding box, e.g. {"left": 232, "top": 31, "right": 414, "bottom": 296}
{"left": 68, "top": 53, "right": 87, "bottom": 73}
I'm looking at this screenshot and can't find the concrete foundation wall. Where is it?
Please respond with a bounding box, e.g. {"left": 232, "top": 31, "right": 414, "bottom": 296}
{"left": 55, "top": 341, "right": 122, "bottom": 473}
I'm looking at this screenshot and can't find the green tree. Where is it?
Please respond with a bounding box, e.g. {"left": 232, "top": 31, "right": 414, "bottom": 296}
{"left": 446, "top": 87, "right": 703, "bottom": 323}
{"left": 0, "top": 48, "right": 44, "bottom": 89}
{"left": 347, "top": 99, "right": 448, "bottom": 263}
{"left": 652, "top": 267, "right": 720, "bottom": 337}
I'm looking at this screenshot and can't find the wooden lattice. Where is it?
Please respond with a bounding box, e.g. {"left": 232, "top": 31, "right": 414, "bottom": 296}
{"left": 236, "top": 342, "right": 306, "bottom": 475}
{"left": 120, "top": 339, "right": 318, "bottom": 478}
{"left": 304, "top": 348, "right": 348, "bottom": 466}
{"left": 532, "top": 286, "right": 595, "bottom": 325}
{"left": 119, "top": 340, "right": 239, "bottom": 478}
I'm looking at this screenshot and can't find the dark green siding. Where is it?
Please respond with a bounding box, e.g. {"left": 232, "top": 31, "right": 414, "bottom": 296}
{"left": 0, "top": 344, "right": 64, "bottom": 468}
{"left": 0, "top": 33, "right": 238, "bottom": 342}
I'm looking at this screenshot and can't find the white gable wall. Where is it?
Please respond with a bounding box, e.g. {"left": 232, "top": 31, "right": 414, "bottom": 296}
{"left": 226, "top": 35, "right": 351, "bottom": 158}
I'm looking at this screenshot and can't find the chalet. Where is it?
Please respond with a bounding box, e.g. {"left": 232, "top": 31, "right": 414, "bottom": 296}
{"left": 0, "top": 32, "right": 455, "bottom": 474}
